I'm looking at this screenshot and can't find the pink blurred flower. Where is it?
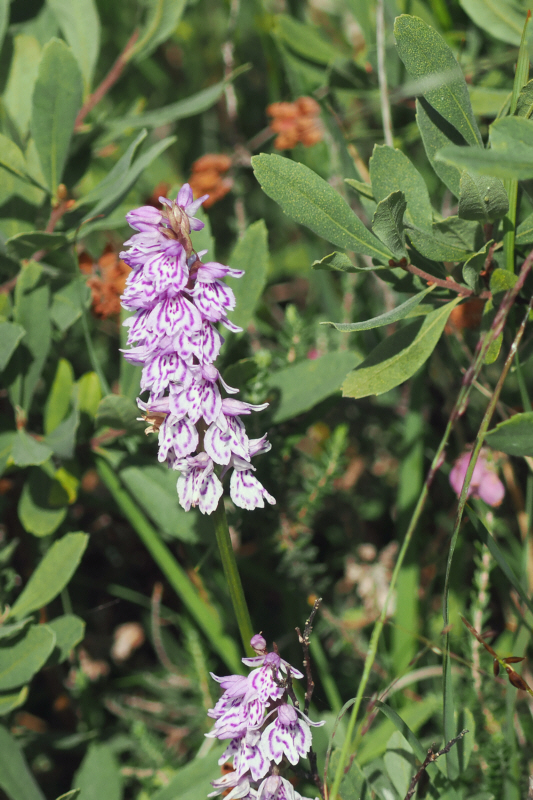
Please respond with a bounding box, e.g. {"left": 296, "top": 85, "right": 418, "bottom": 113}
{"left": 449, "top": 448, "right": 505, "bottom": 506}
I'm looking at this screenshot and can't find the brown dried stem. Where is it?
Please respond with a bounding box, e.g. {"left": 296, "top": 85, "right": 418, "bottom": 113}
{"left": 404, "top": 730, "right": 468, "bottom": 800}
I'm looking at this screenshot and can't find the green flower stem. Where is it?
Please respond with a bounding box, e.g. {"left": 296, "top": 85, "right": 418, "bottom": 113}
{"left": 96, "top": 456, "right": 241, "bottom": 673}
{"left": 328, "top": 259, "right": 533, "bottom": 800}
{"left": 212, "top": 498, "right": 254, "bottom": 657}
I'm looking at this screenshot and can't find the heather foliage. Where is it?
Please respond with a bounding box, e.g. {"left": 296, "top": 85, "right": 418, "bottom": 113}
{"left": 2, "top": 2, "right": 533, "bottom": 800}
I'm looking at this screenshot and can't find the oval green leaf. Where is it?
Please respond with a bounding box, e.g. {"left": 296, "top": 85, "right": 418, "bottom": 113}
{"left": 228, "top": 220, "right": 269, "bottom": 331}
{"left": 0, "top": 625, "right": 56, "bottom": 690}
{"left": 369, "top": 145, "right": 432, "bottom": 232}
{"left": 0, "top": 724, "right": 45, "bottom": 800}
{"left": 323, "top": 286, "right": 435, "bottom": 332}
{"left": 485, "top": 412, "right": 533, "bottom": 456}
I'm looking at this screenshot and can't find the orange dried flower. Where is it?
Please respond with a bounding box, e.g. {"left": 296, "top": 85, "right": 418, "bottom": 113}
{"left": 267, "top": 96, "right": 323, "bottom": 150}
{"left": 189, "top": 153, "right": 233, "bottom": 208}
{"left": 80, "top": 244, "right": 131, "bottom": 319}
{"left": 446, "top": 298, "right": 486, "bottom": 333}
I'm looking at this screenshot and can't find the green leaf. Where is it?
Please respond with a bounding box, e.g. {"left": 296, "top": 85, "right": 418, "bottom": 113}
{"left": 18, "top": 467, "right": 68, "bottom": 537}
{"left": 267, "top": 351, "right": 359, "bottom": 423}
{"left": 274, "top": 14, "right": 338, "bottom": 64}
{"left": 469, "top": 86, "right": 511, "bottom": 118}
{"left": 95, "top": 394, "right": 144, "bottom": 433}
{"left": 408, "top": 216, "right": 481, "bottom": 262}
{"left": 46, "top": 615, "right": 85, "bottom": 664}
{"left": 73, "top": 743, "right": 122, "bottom": 800}
{"left": 459, "top": 0, "right": 525, "bottom": 46}
{"left": 44, "top": 409, "right": 79, "bottom": 460}
{"left": 56, "top": 792, "right": 81, "bottom": 800}
{"left": 0, "top": 133, "right": 33, "bottom": 184}
{"left": 322, "top": 286, "right": 435, "bottom": 332}
{"left": 0, "top": 322, "right": 25, "bottom": 371}
{"left": 50, "top": 280, "right": 91, "bottom": 332}
{"left": 0, "top": 686, "right": 28, "bottom": 717}
{"left": 516, "top": 78, "right": 533, "bottom": 118}
{"left": 252, "top": 154, "right": 392, "bottom": 263}
{"left": 83, "top": 135, "right": 176, "bottom": 225}
{"left": 372, "top": 191, "right": 407, "bottom": 258}
{"left": 416, "top": 98, "right": 463, "bottom": 197}
{"left": 9, "top": 532, "right": 88, "bottom": 620}
{"left": 0, "top": 620, "right": 32, "bottom": 642}
{"left": 0, "top": 0, "right": 8, "bottom": 56}
{"left": 374, "top": 700, "right": 427, "bottom": 761}
{"left": 10, "top": 261, "right": 51, "bottom": 411}
{"left": 394, "top": 15, "right": 482, "bottom": 147}
{"left": 4, "top": 35, "right": 42, "bottom": 138}
{"left": 312, "top": 251, "right": 357, "bottom": 273}
{"left": 45, "top": 358, "right": 75, "bottom": 434}
{"left": 132, "top": 0, "right": 186, "bottom": 62}
{"left": 516, "top": 211, "right": 533, "bottom": 245}
{"left": 227, "top": 220, "right": 269, "bottom": 330}
{"left": 485, "top": 411, "right": 533, "bottom": 455}
{"left": 119, "top": 465, "right": 199, "bottom": 544}
{"left": 344, "top": 178, "right": 374, "bottom": 201}
{"left": 0, "top": 625, "right": 56, "bottom": 690}
{"left": 342, "top": 298, "right": 461, "bottom": 398}
{"left": 6, "top": 231, "right": 68, "bottom": 260}
{"left": 463, "top": 242, "right": 492, "bottom": 291}
{"left": 384, "top": 731, "right": 417, "bottom": 799}
{"left": 77, "top": 130, "right": 147, "bottom": 208}
{"left": 48, "top": 0, "right": 101, "bottom": 92}
{"left": 458, "top": 172, "right": 508, "bottom": 222}
{"left": 76, "top": 372, "right": 102, "bottom": 417}
{"left": 490, "top": 267, "right": 517, "bottom": 297}
{"left": 11, "top": 430, "right": 53, "bottom": 467}
{"left": 0, "top": 724, "right": 46, "bottom": 800}
{"left": 369, "top": 145, "right": 432, "bottom": 231}
{"left": 151, "top": 746, "right": 222, "bottom": 800}
{"left": 31, "top": 38, "right": 83, "bottom": 196}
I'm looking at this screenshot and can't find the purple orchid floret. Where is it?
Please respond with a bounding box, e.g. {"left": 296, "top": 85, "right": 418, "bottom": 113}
{"left": 120, "top": 184, "right": 275, "bottom": 514}
{"left": 206, "top": 635, "right": 322, "bottom": 800}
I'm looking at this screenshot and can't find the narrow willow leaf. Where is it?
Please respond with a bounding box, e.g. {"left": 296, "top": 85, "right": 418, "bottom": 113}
{"left": 252, "top": 154, "right": 393, "bottom": 263}
{"left": 132, "top": 0, "right": 187, "bottom": 62}
{"left": 374, "top": 700, "right": 427, "bottom": 762}
{"left": 323, "top": 286, "right": 435, "bottom": 332}
{"left": 312, "top": 251, "right": 356, "bottom": 273}
{"left": 372, "top": 191, "right": 407, "bottom": 258}
{"left": 342, "top": 298, "right": 461, "bottom": 398}
{"left": 407, "top": 216, "right": 481, "bottom": 262}
{"left": 18, "top": 467, "right": 68, "bottom": 537}
{"left": 9, "top": 532, "right": 88, "bottom": 619}
{"left": 369, "top": 145, "right": 432, "bottom": 231}
{"left": 485, "top": 412, "right": 533, "bottom": 455}
{"left": 0, "top": 725, "right": 46, "bottom": 800}
{"left": 0, "top": 625, "right": 56, "bottom": 690}
{"left": 0, "top": 321, "right": 25, "bottom": 371}
{"left": 459, "top": 0, "right": 525, "bottom": 45}
{"left": 458, "top": 172, "right": 508, "bottom": 222}
{"left": 228, "top": 220, "right": 269, "bottom": 331}
{"left": 6, "top": 231, "right": 68, "bottom": 259}
{"left": 416, "top": 98, "right": 463, "bottom": 197}
{"left": 395, "top": 15, "right": 482, "bottom": 147}
{"left": 274, "top": 13, "right": 338, "bottom": 64}
{"left": 48, "top": 0, "right": 101, "bottom": 92}
{"left": 31, "top": 38, "right": 83, "bottom": 195}
{"left": 463, "top": 242, "right": 492, "bottom": 291}
{"left": 4, "top": 35, "right": 42, "bottom": 137}
{"left": 344, "top": 178, "right": 374, "bottom": 201}
{"left": 516, "top": 79, "right": 533, "bottom": 118}
{"left": 267, "top": 351, "right": 360, "bottom": 423}
{"left": 516, "top": 211, "right": 533, "bottom": 244}
{"left": 44, "top": 358, "right": 74, "bottom": 435}
{"left": 437, "top": 143, "right": 533, "bottom": 180}
{"left": 77, "top": 130, "right": 147, "bottom": 208}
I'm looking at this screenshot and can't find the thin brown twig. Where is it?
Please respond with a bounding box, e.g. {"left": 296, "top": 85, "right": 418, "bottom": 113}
{"left": 74, "top": 29, "right": 139, "bottom": 131}
{"left": 404, "top": 730, "right": 468, "bottom": 800}
{"left": 397, "top": 258, "right": 490, "bottom": 298}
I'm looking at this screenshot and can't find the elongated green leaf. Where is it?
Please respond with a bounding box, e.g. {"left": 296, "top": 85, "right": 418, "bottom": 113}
{"left": 10, "top": 532, "right": 88, "bottom": 620}
{"left": 0, "top": 322, "right": 25, "bottom": 371}
{"left": 4, "top": 35, "right": 42, "bottom": 137}
{"left": 0, "top": 625, "right": 56, "bottom": 690}
{"left": 11, "top": 430, "right": 53, "bottom": 467}
{"left": 0, "top": 0, "right": 8, "bottom": 56}
{"left": 96, "top": 394, "right": 144, "bottom": 433}
{"left": 516, "top": 212, "right": 533, "bottom": 245}
{"left": 485, "top": 412, "right": 533, "bottom": 455}
{"left": 48, "top": 0, "right": 101, "bottom": 92}
{"left": 384, "top": 731, "right": 416, "bottom": 799}
{"left": 151, "top": 747, "right": 222, "bottom": 800}
{"left": 228, "top": 220, "right": 269, "bottom": 330}
{"left": 56, "top": 792, "right": 81, "bottom": 800}
{"left": 408, "top": 216, "right": 481, "bottom": 262}
{"left": 437, "top": 144, "right": 533, "bottom": 180}
{"left": 50, "top": 279, "right": 91, "bottom": 332}
{"left": 312, "top": 251, "right": 357, "bottom": 273}
{"left": 463, "top": 242, "right": 492, "bottom": 291}
{"left": 18, "top": 467, "right": 68, "bottom": 537}
{"left": 369, "top": 145, "right": 432, "bottom": 231}
{"left": 44, "top": 408, "right": 79, "bottom": 460}
{"left": 267, "top": 351, "right": 359, "bottom": 423}
{"left": 469, "top": 86, "right": 511, "bottom": 117}
{"left": 0, "top": 686, "right": 28, "bottom": 717}
{"left": 0, "top": 725, "right": 46, "bottom": 800}
{"left": 73, "top": 743, "right": 122, "bottom": 800}
{"left": 458, "top": 172, "right": 508, "bottom": 222}
{"left": 372, "top": 191, "right": 407, "bottom": 258}
{"left": 44, "top": 358, "right": 74, "bottom": 434}
{"left": 77, "top": 130, "right": 147, "bottom": 207}
{"left": 344, "top": 178, "right": 374, "bottom": 201}
{"left": 31, "top": 38, "right": 83, "bottom": 195}
{"left": 491, "top": 115, "right": 533, "bottom": 149}
{"left": 516, "top": 79, "right": 533, "bottom": 118}
{"left": 323, "top": 286, "right": 435, "bottom": 332}
{"left": 274, "top": 14, "right": 338, "bottom": 64}
{"left": 83, "top": 136, "right": 176, "bottom": 224}
{"left": 252, "top": 154, "right": 392, "bottom": 263}
{"left": 467, "top": 508, "right": 533, "bottom": 617}
{"left": 132, "top": 0, "right": 186, "bottom": 62}
{"left": 395, "top": 15, "right": 481, "bottom": 147}
{"left": 416, "top": 98, "right": 463, "bottom": 196}
{"left": 459, "top": 0, "right": 525, "bottom": 46}
{"left": 47, "top": 615, "right": 85, "bottom": 664}
{"left": 120, "top": 465, "right": 199, "bottom": 544}
{"left": 6, "top": 231, "right": 68, "bottom": 260}
{"left": 0, "top": 133, "right": 32, "bottom": 183}
{"left": 374, "top": 700, "right": 426, "bottom": 762}
{"left": 342, "top": 298, "right": 461, "bottom": 398}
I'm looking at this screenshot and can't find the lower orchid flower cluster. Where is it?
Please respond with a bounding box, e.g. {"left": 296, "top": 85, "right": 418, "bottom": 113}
{"left": 120, "top": 184, "right": 275, "bottom": 514}
{"left": 207, "top": 634, "right": 324, "bottom": 800}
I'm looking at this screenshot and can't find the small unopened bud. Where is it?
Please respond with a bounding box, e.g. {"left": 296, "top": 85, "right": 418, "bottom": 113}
{"left": 250, "top": 633, "right": 267, "bottom": 653}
